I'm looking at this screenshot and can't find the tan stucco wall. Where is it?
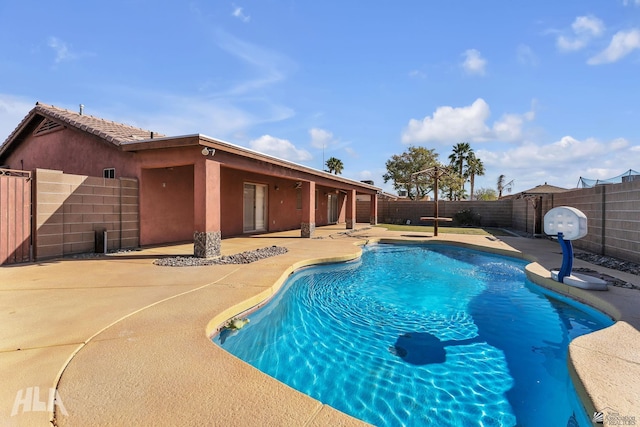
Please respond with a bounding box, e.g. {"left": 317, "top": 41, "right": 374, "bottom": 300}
{"left": 3, "top": 122, "right": 378, "bottom": 251}
{"left": 220, "top": 167, "right": 352, "bottom": 236}
{"left": 140, "top": 165, "right": 194, "bottom": 245}
{"left": 2, "top": 126, "right": 138, "bottom": 178}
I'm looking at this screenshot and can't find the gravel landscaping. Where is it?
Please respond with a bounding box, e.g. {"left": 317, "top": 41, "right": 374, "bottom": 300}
{"left": 572, "top": 251, "right": 640, "bottom": 290}
{"left": 153, "top": 246, "right": 289, "bottom": 267}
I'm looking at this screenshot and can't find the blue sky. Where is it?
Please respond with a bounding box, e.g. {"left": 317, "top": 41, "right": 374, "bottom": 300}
{"left": 1, "top": 1, "right": 639, "bottom": 195}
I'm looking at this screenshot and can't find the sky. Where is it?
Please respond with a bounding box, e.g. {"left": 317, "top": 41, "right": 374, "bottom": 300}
{"left": 1, "top": 1, "right": 639, "bottom": 196}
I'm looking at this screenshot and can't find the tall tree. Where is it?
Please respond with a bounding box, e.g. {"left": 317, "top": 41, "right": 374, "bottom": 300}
{"left": 439, "top": 171, "right": 465, "bottom": 200}
{"left": 475, "top": 187, "right": 498, "bottom": 200}
{"left": 325, "top": 157, "right": 344, "bottom": 175}
{"left": 383, "top": 146, "right": 439, "bottom": 199}
{"left": 448, "top": 142, "right": 471, "bottom": 199}
{"left": 497, "top": 174, "right": 514, "bottom": 198}
{"left": 497, "top": 174, "right": 505, "bottom": 198}
{"left": 465, "top": 153, "right": 485, "bottom": 200}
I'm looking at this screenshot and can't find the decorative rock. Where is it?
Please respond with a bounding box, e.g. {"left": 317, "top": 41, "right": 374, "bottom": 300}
{"left": 575, "top": 252, "right": 640, "bottom": 276}
{"left": 194, "top": 231, "right": 221, "bottom": 258}
{"left": 154, "top": 246, "right": 288, "bottom": 267}
{"left": 301, "top": 222, "right": 315, "bottom": 238}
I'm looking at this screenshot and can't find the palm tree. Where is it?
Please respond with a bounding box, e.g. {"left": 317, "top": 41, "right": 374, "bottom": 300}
{"left": 465, "top": 153, "right": 485, "bottom": 200}
{"left": 325, "top": 157, "right": 344, "bottom": 175}
{"left": 498, "top": 175, "right": 513, "bottom": 199}
{"left": 448, "top": 142, "right": 471, "bottom": 200}
{"left": 497, "top": 174, "right": 505, "bottom": 198}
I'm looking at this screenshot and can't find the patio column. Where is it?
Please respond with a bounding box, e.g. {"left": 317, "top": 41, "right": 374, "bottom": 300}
{"left": 193, "top": 159, "right": 221, "bottom": 257}
{"left": 301, "top": 181, "right": 315, "bottom": 238}
{"left": 369, "top": 193, "right": 378, "bottom": 225}
{"left": 346, "top": 189, "right": 356, "bottom": 229}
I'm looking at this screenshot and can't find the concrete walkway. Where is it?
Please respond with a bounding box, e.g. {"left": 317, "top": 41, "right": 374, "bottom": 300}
{"left": 1, "top": 225, "right": 638, "bottom": 426}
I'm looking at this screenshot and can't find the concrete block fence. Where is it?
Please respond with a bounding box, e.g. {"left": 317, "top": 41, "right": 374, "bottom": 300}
{"left": 358, "top": 179, "right": 640, "bottom": 263}
{"left": 34, "top": 169, "right": 139, "bottom": 260}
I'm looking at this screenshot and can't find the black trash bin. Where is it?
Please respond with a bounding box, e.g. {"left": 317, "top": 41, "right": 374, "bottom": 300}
{"left": 95, "top": 228, "right": 107, "bottom": 254}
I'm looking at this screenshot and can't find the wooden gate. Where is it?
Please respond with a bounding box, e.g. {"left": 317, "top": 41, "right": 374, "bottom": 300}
{"left": 0, "top": 169, "right": 32, "bottom": 265}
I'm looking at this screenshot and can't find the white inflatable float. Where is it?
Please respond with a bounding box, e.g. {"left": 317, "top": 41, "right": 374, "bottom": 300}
{"left": 544, "top": 207, "right": 608, "bottom": 291}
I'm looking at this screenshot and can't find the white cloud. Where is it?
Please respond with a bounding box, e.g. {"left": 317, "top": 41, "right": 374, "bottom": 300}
{"left": 408, "top": 69, "right": 426, "bottom": 79}
{"left": 143, "top": 101, "right": 253, "bottom": 137}
{"left": 344, "top": 147, "right": 357, "bottom": 157}
{"left": 232, "top": 5, "right": 250, "bottom": 22}
{"left": 588, "top": 28, "right": 640, "bottom": 64}
{"left": 623, "top": 0, "right": 640, "bottom": 6}
{"left": 572, "top": 15, "right": 605, "bottom": 36}
{"left": 556, "top": 35, "right": 588, "bottom": 52}
{"left": 492, "top": 111, "right": 534, "bottom": 142}
{"left": 102, "top": 88, "right": 294, "bottom": 139}
{"left": 402, "top": 99, "right": 490, "bottom": 144}
{"left": 609, "top": 137, "right": 630, "bottom": 150}
{"left": 516, "top": 44, "right": 538, "bottom": 66}
{"left": 556, "top": 15, "right": 604, "bottom": 52}
{"left": 309, "top": 128, "right": 335, "bottom": 149}
{"left": 461, "top": 49, "right": 487, "bottom": 75}
{"left": 401, "top": 98, "right": 534, "bottom": 144}
{"left": 48, "top": 37, "right": 77, "bottom": 63}
{"left": 214, "top": 29, "right": 296, "bottom": 95}
{"left": 249, "top": 135, "right": 312, "bottom": 161}
{"left": 477, "top": 136, "right": 634, "bottom": 191}
{"left": 358, "top": 170, "right": 373, "bottom": 181}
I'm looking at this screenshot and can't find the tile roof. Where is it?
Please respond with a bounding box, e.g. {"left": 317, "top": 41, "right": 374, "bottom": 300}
{"left": 2, "top": 102, "right": 165, "bottom": 148}
{"left": 520, "top": 183, "right": 569, "bottom": 194}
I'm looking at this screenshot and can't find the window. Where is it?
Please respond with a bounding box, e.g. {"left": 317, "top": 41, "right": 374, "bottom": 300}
{"left": 103, "top": 168, "right": 115, "bottom": 179}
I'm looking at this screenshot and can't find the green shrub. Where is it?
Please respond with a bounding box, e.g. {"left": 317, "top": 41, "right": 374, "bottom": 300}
{"left": 453, "top": 209, "right": 481, "bottom": 226}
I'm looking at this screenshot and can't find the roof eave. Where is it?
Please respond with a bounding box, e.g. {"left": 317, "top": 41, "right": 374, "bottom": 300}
{"left": 0, "top": 107, "right": 40, "bottom": 159}
{"left": 124, "top": 133, "right": 380, "bottom": 192}
{"left": 120, "top": 134, "right": 201, "bottom": 150}
{"left": 197, "top": 134, "right": 381, "bottom": 192}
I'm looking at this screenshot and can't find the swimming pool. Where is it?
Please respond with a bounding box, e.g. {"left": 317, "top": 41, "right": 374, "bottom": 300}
{"left": 214, "top": 243, "right": 612, "bottom": 426}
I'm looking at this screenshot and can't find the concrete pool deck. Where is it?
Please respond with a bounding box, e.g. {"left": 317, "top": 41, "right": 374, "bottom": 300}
{"left": 0, "top": 225, "right": 638, "bottom": 426}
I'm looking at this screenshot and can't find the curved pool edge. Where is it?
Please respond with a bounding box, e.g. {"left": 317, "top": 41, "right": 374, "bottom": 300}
{"left": 523, "top": 262, "right": 640, "bottom": 421}
{"left": 209, "top": 235, "right": 640, "bottom": 424}
{"left": 205, "top": 243, "right": 365, "bottom": 338}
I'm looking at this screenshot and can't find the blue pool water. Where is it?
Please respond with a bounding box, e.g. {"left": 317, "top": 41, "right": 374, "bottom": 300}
{"left": 214, "top": 244, "right": 612, "bottom": 426}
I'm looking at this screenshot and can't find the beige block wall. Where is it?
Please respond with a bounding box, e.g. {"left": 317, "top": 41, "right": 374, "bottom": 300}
{"left": 365, "top": 199, "right": 513, "bottom": 227}
{"left": 362, "top": 183, "right": 639, "bottom": 263}
{"left": 549, "top": 181, "right": 640, "bottom": 263}
{"left": 34, "top": 169, "right": 139, "bottom": 260}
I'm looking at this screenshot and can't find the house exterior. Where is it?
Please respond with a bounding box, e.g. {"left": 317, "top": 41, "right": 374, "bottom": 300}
{"left": 0, "top": 102, "right": 379, "bottom": 258}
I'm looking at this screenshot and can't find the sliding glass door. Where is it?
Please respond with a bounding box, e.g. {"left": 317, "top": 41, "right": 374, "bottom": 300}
{"left": 243, "top": 183, "right": 267, "bottom": 233}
